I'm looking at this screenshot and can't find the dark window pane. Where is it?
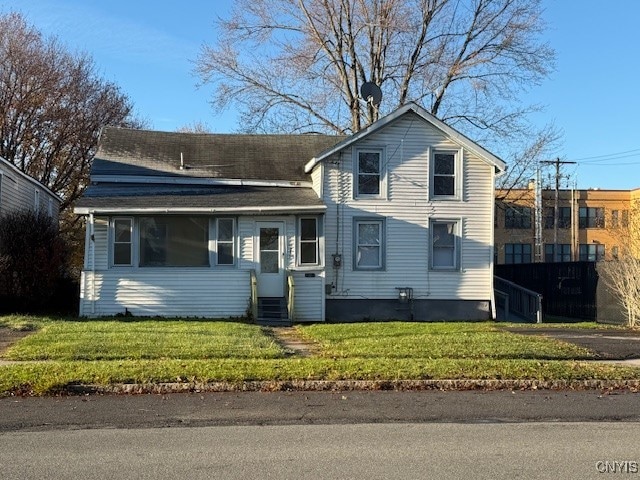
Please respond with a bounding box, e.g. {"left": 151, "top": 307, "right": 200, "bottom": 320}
{"left": 114, "top": 219, "right": 131, "bottom": 242}
{"left": 300, "top": 243, "right": 317, "bottom": 264}
{"left": 434, "top": 154, "right": 455, "bottom": 174}
{"left": 358, "top": 152, "right": 380, "bottom": 173}
{"left": 433, "top": 176, "right": 454, "bottom": 196}
{"left": 358, "top": 223, "right": 380, "bottom": 245}
{"left": 300, "top": 219, "right": 317, "bottom": 241}
{"left": 358, "top": 174, "right": 380, "bottom": 195}
{"left": 218, "top": 243, "right": 234, "bottom": 265}
{"left": 261, "top": 250, "right": 279, "bottom": 273}
{"left": 114, "top": 244, "right": 131, "bottom": 265}
{"left": 357, "top": 246, "right": 380, "bottom": 267}
{"left": 218, "top": 219, "right": 233, "bottom": 242}
{"left": 140, "top": 217, "right": 208, "bottom": 267}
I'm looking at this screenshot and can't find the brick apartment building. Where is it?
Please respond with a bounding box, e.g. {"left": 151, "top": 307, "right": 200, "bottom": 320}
{"left": 495, "top": 187, "right": 640, "bottom": 264}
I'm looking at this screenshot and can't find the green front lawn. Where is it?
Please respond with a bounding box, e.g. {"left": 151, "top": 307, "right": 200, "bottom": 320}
{"left": 1, "top": 316, "right": 638, "bottom": 396}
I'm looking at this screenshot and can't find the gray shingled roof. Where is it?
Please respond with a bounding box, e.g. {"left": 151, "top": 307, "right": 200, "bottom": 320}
{"left": 92, "top": 127, "right": 344, "bottom": 182}
{"left": 76, "top": 183, "right": 325, "bottom": 211}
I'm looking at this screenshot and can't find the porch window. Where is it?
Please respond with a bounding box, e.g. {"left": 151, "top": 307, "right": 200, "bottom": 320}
{"left": 354, "top": 219, "right": 384, "bottom": 270}
{"left": 140, "top": 216, "right": 209, "bottom": 267}
{"left": 112, "top": 218, "right": 133, "bottom": 266}
{"left": 299, "top": 217, "right": 318, "bottom": 265}
{"left": 430, "top": 220, "right": 459, "bottom": 270}
{"left": 431, "top": 150, "right": 459, "bottom": 199}
{"left": 216, "top": 218, "right": 235, "bottom": 265}
{"left": 355, "top": 148, "right": 384, "bottom": 197}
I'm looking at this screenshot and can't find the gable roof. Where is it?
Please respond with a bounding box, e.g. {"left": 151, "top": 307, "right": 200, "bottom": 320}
{"left": 304, "top": 102, "right": 507, "bottom": 173}
{"left": 0, "top": 156, "right": 62, "bottom": 203}
{"left": 93, "top": 127, "right": 344, "bottom": 183}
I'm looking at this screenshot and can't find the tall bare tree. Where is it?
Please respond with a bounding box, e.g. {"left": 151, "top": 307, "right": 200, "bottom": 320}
{"left": 0, "top": 12, "right": 143, "bottom": 213}
{"left": 196, "top": 0, "right": 556, "bottom": 185}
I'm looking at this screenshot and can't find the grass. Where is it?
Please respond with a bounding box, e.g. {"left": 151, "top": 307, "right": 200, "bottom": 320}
{"left": 1, "top": 316, "right": 639, "bottom": 396}
{"left": 297, "top": 322, "right": 595, "bottom": 360}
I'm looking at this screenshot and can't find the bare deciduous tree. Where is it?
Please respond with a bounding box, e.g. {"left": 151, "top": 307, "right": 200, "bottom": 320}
{"left": 599, "top": 199, "right": 640, "bottom": 327}
{"left": 196, "top": 0, "right": 556, "bottom": 185}
{"left": 0, "top": 12, "right": 143, "bottom": 213}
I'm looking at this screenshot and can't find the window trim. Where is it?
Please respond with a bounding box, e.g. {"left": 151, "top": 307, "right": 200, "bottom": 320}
{"left": 215, "top": 217, "right": 236, "bottom": 266}
{"left": 353, "top": 147, "right": 386, "bottom": 199}
{"left": 353, "top": 217, "right": 385, "bottom": 271}
{"left": 430, "top": 148, "right": 462, "bottom": 201}
{"left": 429, "top": 218, "right": 461, "bottom": 271}
{"left": 111, "top": 217, "right": 134, "bottom": 267}
{"left": 298, "top": 217, "right": 319, "bottom": 266}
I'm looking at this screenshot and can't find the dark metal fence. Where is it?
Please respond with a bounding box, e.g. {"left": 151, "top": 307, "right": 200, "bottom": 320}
{"left": 495, "top": 262, "right": 598, "bottom": 321}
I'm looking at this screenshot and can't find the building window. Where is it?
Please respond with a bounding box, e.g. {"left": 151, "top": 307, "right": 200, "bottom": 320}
{"left": 112, "top": 218, "right": 133, "bottom": 266}
{"left": 543, "top": 207, "right": 571, "bottom": 229}
{"left": 611, "top": 210, "right": 619, "bottom": 228}
{"left": 430, "top": 220, "right": 459, "bottom": 270}
{"left": 354, "top": 219, "right": 384, "bottom": 270}
{"left": 355, "top": 149, "right": 383, "bottom": 197}
{"left": 579, "top": 244, "right": 605, "bottom": 261}
{"left": 34, "top": 190, "right": 40, "bottom": 213}
{"left": 139, "top": 217, "right": 209, "bottom": 267}
{"left": 579, "top": 207, "right": 604, "bottom": 228}
{"left": 622, "top": 210, "right": 629, "bottom": 228}
{"left": 216, "top": 218, "right": 235, "bottom": 266}
{"left": 505, "top": 243, "right": 532, "bottom": 264}
{"left": 505, "top": 206, "right": 532, "bottom": 229}
{"left": 431, "top": 151, "right": 458, "bottom": 198}
{"left": 299, "top": 217, "right": 319, "bottom": 265}
{"left": 544, "top": 244, "right": 571, "bottom": 262}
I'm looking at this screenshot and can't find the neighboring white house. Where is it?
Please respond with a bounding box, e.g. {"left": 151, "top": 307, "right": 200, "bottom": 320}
{"left": 0, "top": 156, "right": 61, "bottom": 221}
{"left": 74, "top": 103, "right": 506, "bottom": 321}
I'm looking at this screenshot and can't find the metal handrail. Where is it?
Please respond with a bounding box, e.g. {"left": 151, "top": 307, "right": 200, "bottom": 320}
{"left": 494, "top": 276, "right": 543, "bottom": 323}
{"left": 286, "top": 271, "right": 295, "bottom": 322}
{"left": 250, "top": 269, "right": 258, "bottom": 320}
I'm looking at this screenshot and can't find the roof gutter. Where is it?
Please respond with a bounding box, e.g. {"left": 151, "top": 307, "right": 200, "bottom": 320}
{"left": 74, "top": 205, "right": 327, "bottom": 215}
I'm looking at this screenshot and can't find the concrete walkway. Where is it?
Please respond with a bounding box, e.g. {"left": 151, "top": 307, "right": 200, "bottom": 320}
{"left": 263, "top": 326, "right": 320, "bottom": 357}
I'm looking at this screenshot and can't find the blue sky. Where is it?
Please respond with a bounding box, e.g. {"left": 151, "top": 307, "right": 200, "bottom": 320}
{"left": 1, "top": 0, "right": 639, "bottom": 190}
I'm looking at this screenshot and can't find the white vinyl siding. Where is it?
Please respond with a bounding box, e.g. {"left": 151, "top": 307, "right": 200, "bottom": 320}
{"left": 322, "top": 112, "right": 494, "bottom": 301}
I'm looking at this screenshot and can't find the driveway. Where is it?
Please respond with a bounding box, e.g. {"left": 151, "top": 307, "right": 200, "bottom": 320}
{"left": 503, "top": 327, "right": 640, "bottom": 361}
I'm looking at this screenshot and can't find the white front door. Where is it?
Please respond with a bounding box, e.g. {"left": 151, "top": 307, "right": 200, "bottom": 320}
{"left": 256, "top": 222, "right": 285, "bottom": 297}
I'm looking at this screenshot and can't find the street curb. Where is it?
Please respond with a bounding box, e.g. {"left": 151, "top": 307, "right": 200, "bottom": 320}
{"left": 65, "top": 379, "right": 640, "bottom": 395}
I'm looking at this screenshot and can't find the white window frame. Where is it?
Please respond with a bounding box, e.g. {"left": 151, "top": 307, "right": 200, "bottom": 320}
{"left": 34, "top": 189, "right": 40, "bottom": 213}
{"left": 215, "top": 217, "right": 236, "bottom": 266}
{"left": 298, "top": 217, "right": 319, "bottom": 266}
{"left": 354, "top": 147, "right": 386, "bottom": 199}
{"left": 430, "top": 148, "right": 462, "bottom": 200}
{"left": 353, "top": 218, "right": 385, "bottom": 271}
{"left": 429, "top": 219, "right": 460, "bottom": 271}
{"left": 111, "top": 217, "right": 134, "bottom": 267}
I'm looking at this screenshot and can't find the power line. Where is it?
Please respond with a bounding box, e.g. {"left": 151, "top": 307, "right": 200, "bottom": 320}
{"left": 568, "top": 148, "right": 640, "bottom": 163}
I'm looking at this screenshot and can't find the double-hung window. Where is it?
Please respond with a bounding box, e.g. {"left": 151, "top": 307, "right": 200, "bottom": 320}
{"left": 216, "top": 218, "right": 235, "bottom": 265}
{"left": 299, "top": 218, "right": 319, "bottom": 265}
{"left": 112, "top": 218, "right": 133, "bottom": 266}
{"left": 430, "top": 220, "right": 459, "bottom": 270}
{"left": 354, "top": 219, "right": 384, "bottom": 270}
{"left": 431, "top": 150, "right": 459, "bottom": 199}
{"left": 355, "top": 148, "right": 383, "bottom": 197}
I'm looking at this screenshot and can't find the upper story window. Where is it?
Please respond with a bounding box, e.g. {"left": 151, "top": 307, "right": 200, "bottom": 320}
{"left": 544, "top": 244, "right": 571, "bottom": 262}
{"left": 579, "top": 207, "right": 604, "bottom": 228}
{"left": 112, "top": 218, "right": 133, "bottom": 266}
{"left": 430, "top": 150, "right": 459, "bottom": 199}
{"left": 579, "top": 244, "right": 605, "bottom": 261}
{"left": 505, "top": 206, "right": 532, "bottom": 229}
{"left": 354, "top": 218, "right": 385, "bottom": 270}
{"left": 543, "top": 207, "right": 571, "bottom": 229}
{"left": 299, "top": 217, "right": 319, "bottom": 265}
{"left": 216, "top": 218, "right": 235, "bottom": 266}
{"left": 139, "top": 216, "right": 209, "bottom": 267}
{"left": 355, "top": 148, "right": 384, "bottom": 197}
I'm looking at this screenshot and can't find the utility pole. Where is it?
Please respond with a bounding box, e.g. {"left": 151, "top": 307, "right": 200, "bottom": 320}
{"left": 540, "top": 158, "right": 576, "bottom": 261}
